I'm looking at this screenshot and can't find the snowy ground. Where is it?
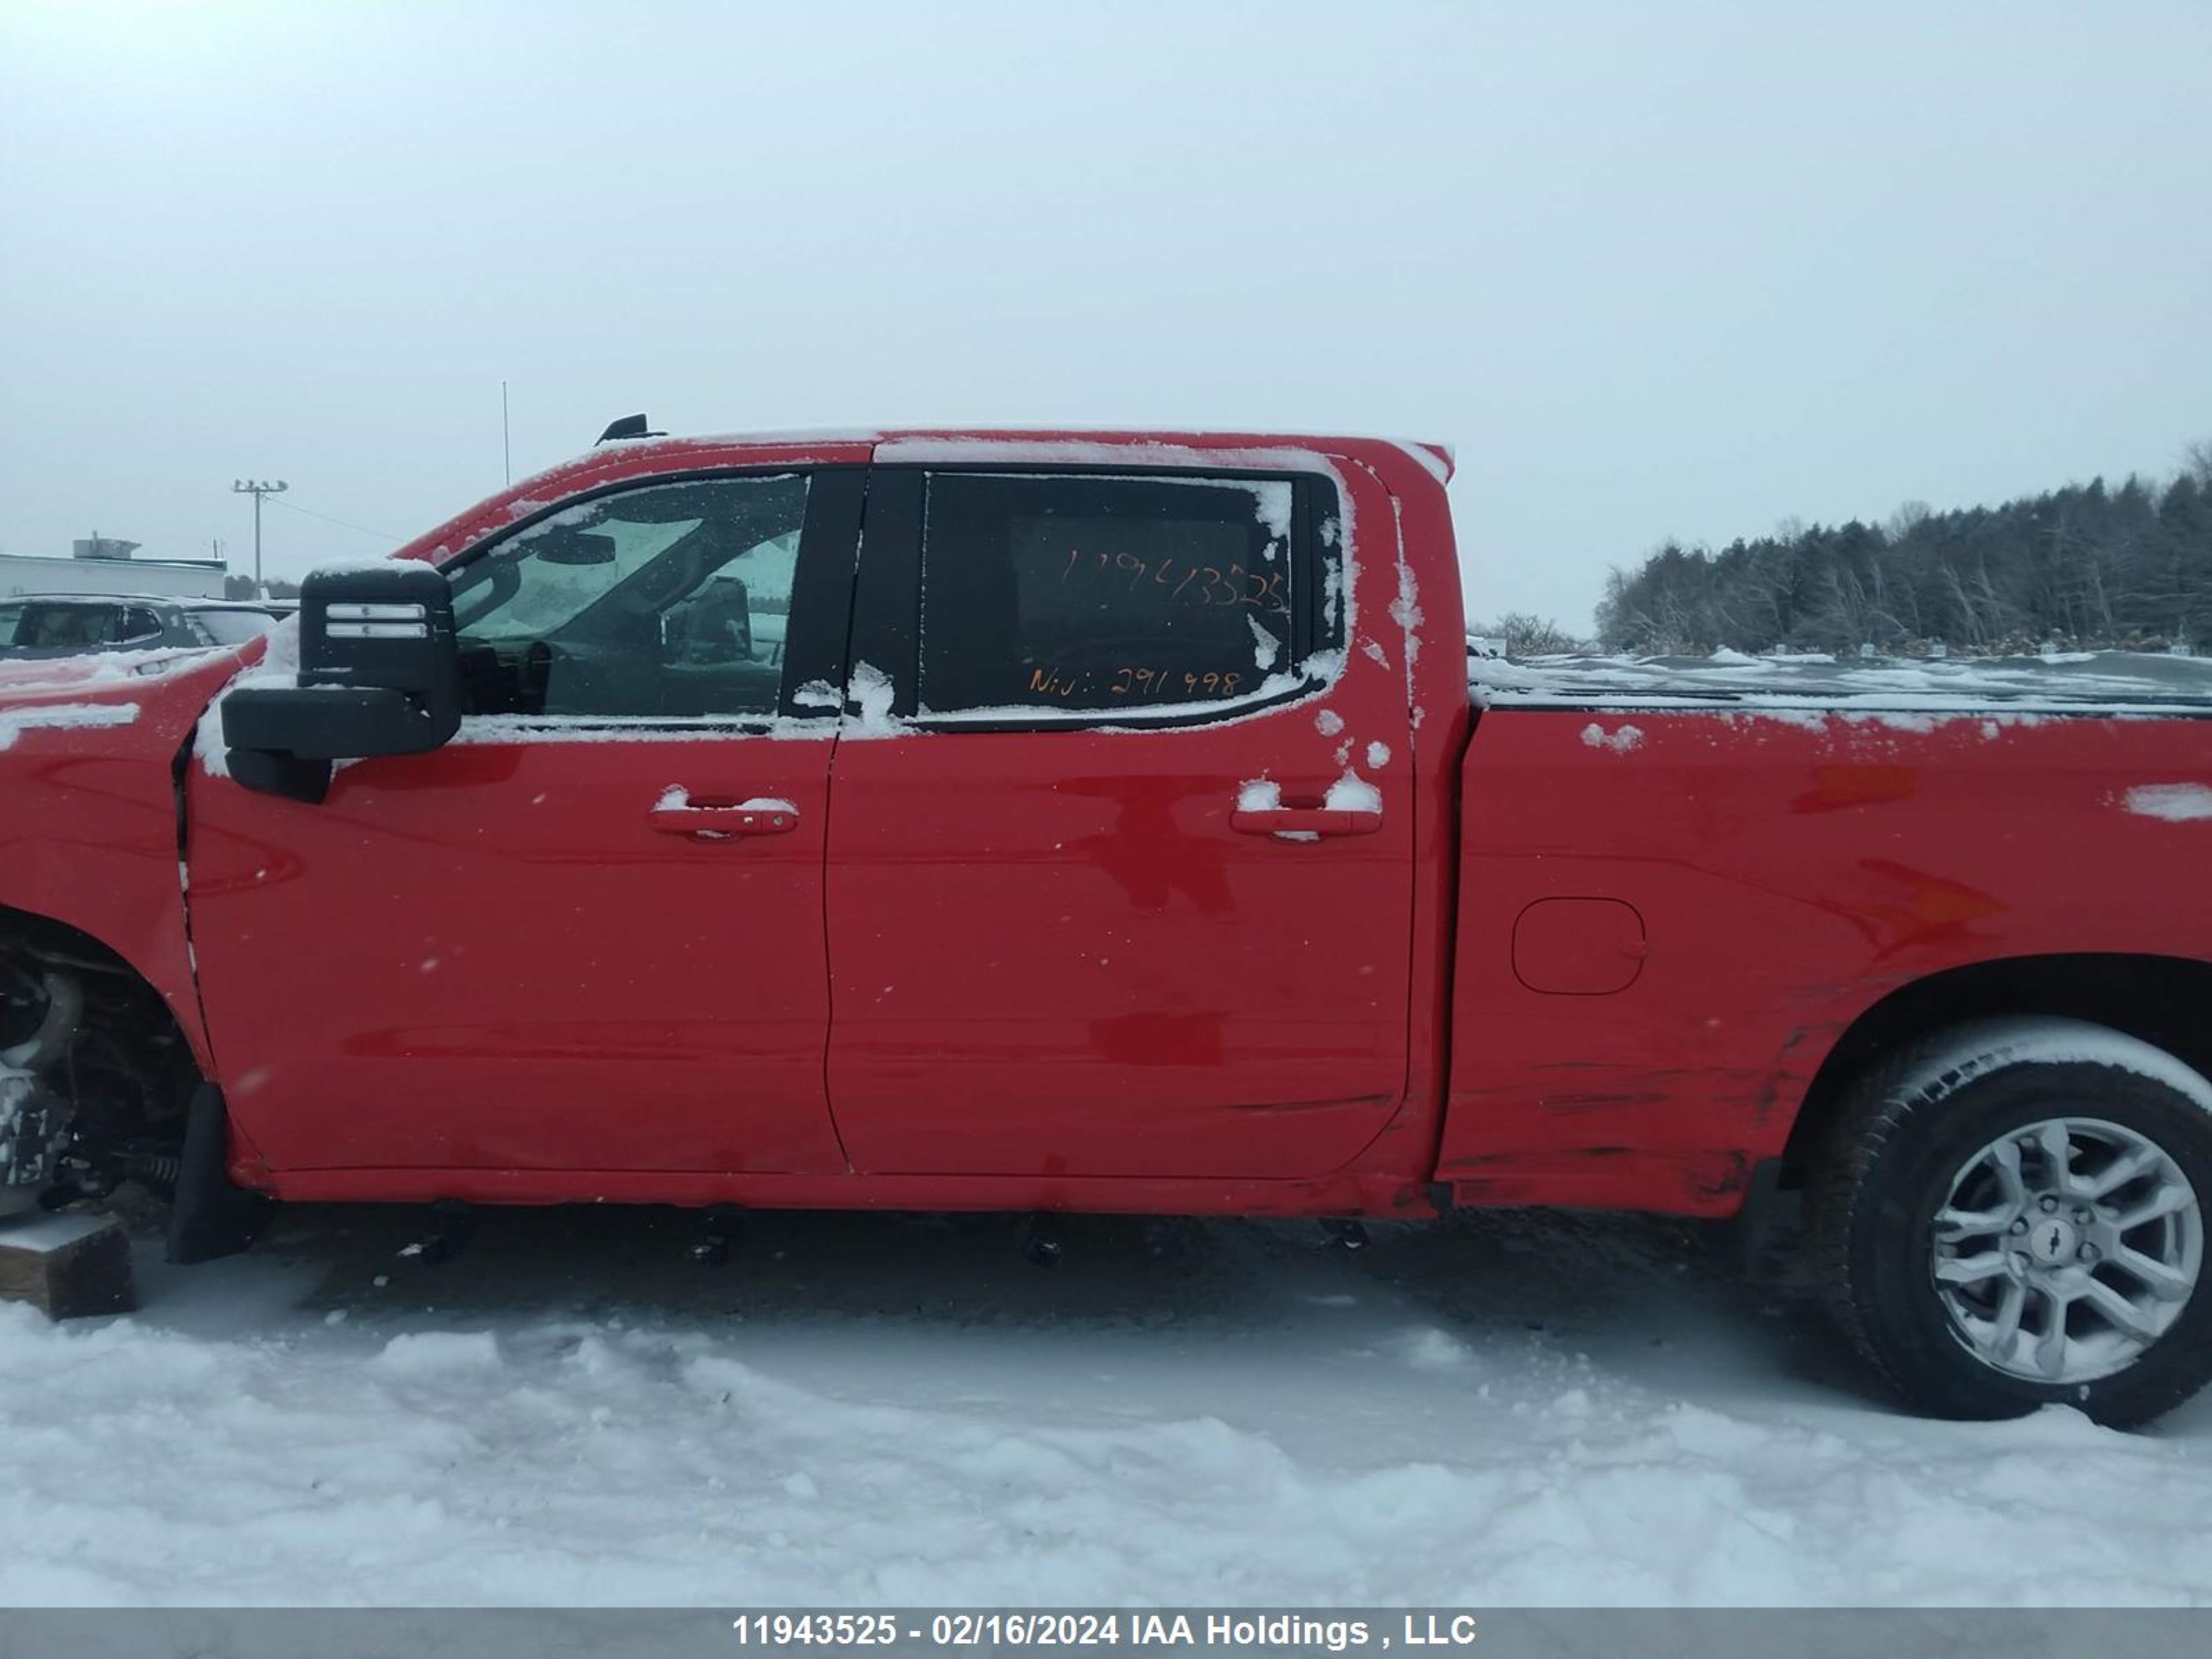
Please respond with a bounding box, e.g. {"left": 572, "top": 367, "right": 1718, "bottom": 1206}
{"left": 5, "top": 1202, "right": 2211, "bottom": 1607}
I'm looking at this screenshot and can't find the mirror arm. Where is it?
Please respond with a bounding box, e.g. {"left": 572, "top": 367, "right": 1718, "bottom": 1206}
{"left": 227, "top": 749, "right": 333, "bottom": 805}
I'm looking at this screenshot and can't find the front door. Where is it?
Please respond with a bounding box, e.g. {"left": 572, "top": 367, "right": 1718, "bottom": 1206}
{"left": 823, "top": 460, "right": 1416, "bottom": 1179}
{"left": 185, "top": 467, "right": 863, "bottom": 1177}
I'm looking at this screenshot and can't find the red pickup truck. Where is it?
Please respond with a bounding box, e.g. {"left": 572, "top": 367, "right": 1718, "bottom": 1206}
{"left": 4, "top": 428, "right": 2209, "bottom": 1425}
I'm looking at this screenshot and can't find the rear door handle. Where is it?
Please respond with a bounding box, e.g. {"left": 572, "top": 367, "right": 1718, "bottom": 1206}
{"left": 1229, "top": 807, "right": 1382, "bottom": 838}
{"left": 647, "top": 792, "right": 800, "bottom": 839}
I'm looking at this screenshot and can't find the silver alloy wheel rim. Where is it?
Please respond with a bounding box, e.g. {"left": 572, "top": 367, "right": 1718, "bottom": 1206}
{"left": 1931, "top": 1116, "right": 2202, "bottom": 1384}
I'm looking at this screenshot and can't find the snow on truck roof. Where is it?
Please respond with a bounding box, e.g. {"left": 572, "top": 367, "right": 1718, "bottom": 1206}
{"left": 1472, "top": 647, "right": 2212, "bottom": 716}
{"left": 577, "top": 427, "right": 1456, "bottom": 476}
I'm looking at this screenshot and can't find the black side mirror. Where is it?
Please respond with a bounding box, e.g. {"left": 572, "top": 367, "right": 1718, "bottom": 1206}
{"left": 221, "top": 563, "right": 461, "bottom": 802}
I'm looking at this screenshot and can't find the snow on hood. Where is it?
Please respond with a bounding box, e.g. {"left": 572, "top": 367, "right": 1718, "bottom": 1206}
{"left": 0, "top": 646, "right": 223, "bottom": 697}
{"left": 0, "top": 700, "right": 140, "bottom": 751}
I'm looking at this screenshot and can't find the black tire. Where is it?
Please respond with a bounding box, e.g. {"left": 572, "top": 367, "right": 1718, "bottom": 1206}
{"left": 1808, "top": 1018, "right": 2212, "bottom": 1427}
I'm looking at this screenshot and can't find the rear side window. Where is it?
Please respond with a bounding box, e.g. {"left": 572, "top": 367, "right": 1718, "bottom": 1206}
{"left": 20, "top": 603, "right": 118, "bottom": 648}
{"left": 917, "top": 473, "right": 1322, "bottom": 719}
{"left": 119, "top": 607, "right": 165, "bottom": 642}
{"left": 0, "top": 603, "right": 24, "bottom": 645}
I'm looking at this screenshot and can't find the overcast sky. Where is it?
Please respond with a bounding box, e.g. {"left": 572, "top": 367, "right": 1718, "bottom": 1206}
{"left": 3, "top": 1, "right": 2206, "bottom": 627}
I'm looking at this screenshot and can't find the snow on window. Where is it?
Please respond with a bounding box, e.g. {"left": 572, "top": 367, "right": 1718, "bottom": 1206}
{"left": 1246, "top": 480, "right": 1293, "bottom": 542}
{"left": 845, "top": 661, "right": 901, "bottom": 738}
{"left": 1246, "top": 614, "right": 1282, "bottom": 673}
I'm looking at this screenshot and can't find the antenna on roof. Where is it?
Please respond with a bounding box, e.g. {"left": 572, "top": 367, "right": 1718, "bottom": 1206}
{"left": 596, "top": 413, "right": 659, "bottom": 444}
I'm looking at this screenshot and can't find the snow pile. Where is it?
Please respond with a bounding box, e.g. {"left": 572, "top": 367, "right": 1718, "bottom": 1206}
{"left": 2123, "top": 783, "right": 2212, "bottom": 823}
{"left": 1580, "top": 722, "right": 1644, "bottom": 754}
{"left": 1235, "top": 777, "right": 1282, "bottom": 813}
{"left": 845, "top": 662, "right": 900, "bottom": 736}
{"left": 0, "top": 700, "right": 140, "bottom": 751}
{"left": 0, "top": 649, "right": 212, "bottom": 694}
{"left": 1475, "top": 648, "right": 2212, "bottom": 715}
{"left": 1323, "top": 771, "right": 1382, "bottom": 813}
{"left": 194, "top": 617, "right": 300, "bottom": 778}
{"left": 3, "top": 1205, "right": 2210, "bottom": 1606}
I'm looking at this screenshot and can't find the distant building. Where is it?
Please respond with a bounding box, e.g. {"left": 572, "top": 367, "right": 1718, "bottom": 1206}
{"left": 71, "top": 535, "right": 142, "bottom": 561}
{"left": 1, "top": 540, "right": 229, "bottom": 600}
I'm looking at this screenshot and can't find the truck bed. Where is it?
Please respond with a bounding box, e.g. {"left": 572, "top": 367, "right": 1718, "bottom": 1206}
{"left": 1470, "top": 646, "right": 2212, "bottom": 713}
{"left": 1443, "top": 649, "right": 2212, "bottom": 1215}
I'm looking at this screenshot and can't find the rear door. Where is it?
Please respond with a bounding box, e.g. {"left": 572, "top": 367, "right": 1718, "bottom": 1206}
{"left": 823, "top": 458, "right": 1416, "bottom": 1178}
{"left": 186, "top": 467, "right": 865, "bottom": 1178}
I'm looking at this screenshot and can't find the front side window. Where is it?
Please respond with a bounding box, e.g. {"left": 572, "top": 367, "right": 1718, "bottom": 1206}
{"left": 917, "top": 473, "right": 1316, "bottom": 718}
{"left": 448, "top": 473, "right": 809, "bottom": 720}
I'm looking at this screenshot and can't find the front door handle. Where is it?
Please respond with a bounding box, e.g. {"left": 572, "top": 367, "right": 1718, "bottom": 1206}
{"left": 647, "top": 791, "right": 800, "bottom": 839}
{"left": 1229, "top": 807, "right": 1382, "bottom": 838}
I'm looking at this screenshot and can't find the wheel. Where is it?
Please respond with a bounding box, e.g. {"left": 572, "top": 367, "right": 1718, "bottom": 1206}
{"left": 1810, "top": 1018, "right": 2212, "bottom": 1427}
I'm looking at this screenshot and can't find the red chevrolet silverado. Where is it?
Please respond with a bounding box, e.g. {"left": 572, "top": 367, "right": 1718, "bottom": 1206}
{"left": 4, "top": 427, "right": 2209, "bottom": 1425}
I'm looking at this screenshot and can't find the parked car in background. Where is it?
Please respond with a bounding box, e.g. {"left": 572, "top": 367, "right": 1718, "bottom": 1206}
{"left": 0, "top": 594, "right": 288, "bottom": 659}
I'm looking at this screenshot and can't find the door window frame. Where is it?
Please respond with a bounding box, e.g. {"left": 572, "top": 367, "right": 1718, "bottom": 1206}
{"left": 433, "top": 464, "right": 865, "bottom": 734}
{"left": 850, "top": 465, "right": 1345, "bottom": 733}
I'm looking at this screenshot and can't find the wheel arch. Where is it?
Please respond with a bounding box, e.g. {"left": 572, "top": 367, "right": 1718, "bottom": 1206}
{"left": 1, "top": 900, "right": 209, "bottom": 1077}
{"left": 1781, "top": 953, "right": 2212, "bottom": 1186}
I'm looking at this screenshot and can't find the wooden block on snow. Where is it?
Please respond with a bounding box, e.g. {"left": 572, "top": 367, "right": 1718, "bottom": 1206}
{"left": 0, "top": 1210, "right": 136, "bottom": 1320}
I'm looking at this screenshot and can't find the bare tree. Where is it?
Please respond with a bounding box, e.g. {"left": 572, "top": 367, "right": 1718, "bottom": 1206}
{"left": 2183, "top": 438, "right": 2212, "bottom": 489}
{"left": 1474, "top": 612, "right": 1586, "bottom": 656}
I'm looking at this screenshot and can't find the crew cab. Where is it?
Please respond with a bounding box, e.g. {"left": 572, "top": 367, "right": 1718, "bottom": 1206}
{"left": 3, "top": 427, "right": 2209, "bottom": 1425}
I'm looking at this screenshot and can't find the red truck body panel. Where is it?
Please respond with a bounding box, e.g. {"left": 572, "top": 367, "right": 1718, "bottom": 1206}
{"left": 0, "top": 653, "right": 234, "bottom": 1076}
{"left": 1443, "top": 704, "right": 2212, "bottom": 1215}
{"left": 3, "top": 428, "right": 2204, "bottom": 1225}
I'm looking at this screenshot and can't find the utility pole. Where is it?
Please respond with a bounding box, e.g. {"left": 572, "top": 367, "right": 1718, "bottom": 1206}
{"left": 502, "top": 381, "right": 512, "bottom": 485}
{"left": 230, "top": 479, "right": 288, "bottom": 597}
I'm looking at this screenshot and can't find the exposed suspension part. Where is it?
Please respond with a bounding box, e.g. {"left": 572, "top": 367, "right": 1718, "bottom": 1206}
{"left": 1, "top": 959, "right": 85, "bottom": 1208}
{"left": 1, "top": 917, "right": 195, "bottom": 1210}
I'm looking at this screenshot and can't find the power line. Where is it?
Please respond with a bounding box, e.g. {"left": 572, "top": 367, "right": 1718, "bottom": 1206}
{"left": 230, "top": 479, "right": 287, "bottom": 597}
{"left": 265, "top": 494, "right": 400, "bottom": 543}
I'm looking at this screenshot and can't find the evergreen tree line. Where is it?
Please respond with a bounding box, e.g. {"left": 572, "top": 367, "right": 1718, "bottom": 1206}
{"left": 1586, "top": 442, "right": 2212, "bottom": 657}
